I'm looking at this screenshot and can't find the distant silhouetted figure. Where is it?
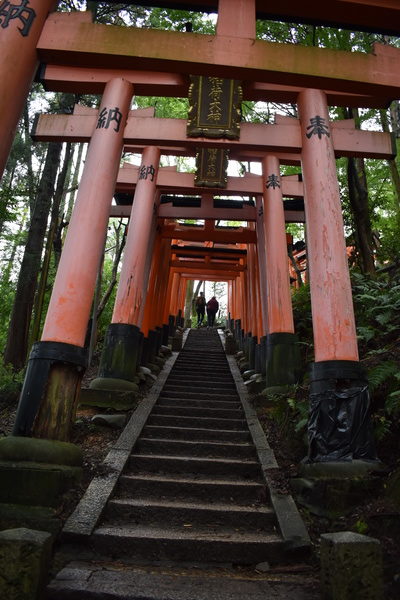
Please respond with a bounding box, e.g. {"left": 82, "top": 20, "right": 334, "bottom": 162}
{"left": 195, "top": 291, "right": 206, "bottom": 326}
{"left": 206, "top": 296, "right": 219, "bottom": 327}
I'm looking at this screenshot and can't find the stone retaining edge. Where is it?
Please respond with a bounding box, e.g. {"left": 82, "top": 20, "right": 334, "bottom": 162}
{"left": 222, "top": 332, "right": 311, "bottom": 551}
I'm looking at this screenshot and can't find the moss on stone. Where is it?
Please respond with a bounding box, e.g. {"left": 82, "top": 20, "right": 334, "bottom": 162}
{"left": 0, "top": 436, "right": 82, "bottom": 466}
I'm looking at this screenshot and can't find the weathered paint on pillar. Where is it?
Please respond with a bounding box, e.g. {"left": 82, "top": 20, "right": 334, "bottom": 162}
{"left": 217, "top": 0, "right": 255, "bottom": 38}
{"left": 169, "top": 272, "right": 181, "bottom": 319}
{"left": 262, "top": 155, "right": 295, "bottom": 334}
{"left": 298, "top": 88, "right": 359, "bottom": 362}
{"left": 0, "top": 0, "right": 56, "bottom": 180}
{"left": 178, "top": 276, "right": 187, "bottom": 316}
{"left": 256, "top": 196, "right": 268, "bottom": 332}
{"left": 136, "top": 190, "right": 160, "bottom": 328}
{"left": 228, "top": 280, "right": 233, "bottom": 319}
{"left": 42, "top": 78, "right": 133, "bottom": 346}
{"left": 112, "top": 146, "right": 161, "bottom": 327}
{"left": 154, "top": 239, "right": 173, "bottom": 327}
{"left": 141, "top": 232, "right": 162, "bottom": 336}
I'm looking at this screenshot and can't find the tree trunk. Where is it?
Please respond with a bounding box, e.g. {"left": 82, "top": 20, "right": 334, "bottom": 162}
{"left": 192, "top": 280, "right": 203, "bottom": 316}
{"left": 65, "top": 143, "right": 84, "bottom": 223}
{"left": 345, "top": 108, "right": 375, "bottom": 275}
{"left": 30, "top": 143, "right": 73, "bottom": 344}
{"left": 184, "top": 279, "right": 194, "bottom": 322}
{"left": 380, "top": 108, "right": 400, "bottom": 226}
{"left": 4, "top": 142, "right": 62, "bottom": 370}
{"left": 96, "top": 222, "right": 127, "bottom": 321}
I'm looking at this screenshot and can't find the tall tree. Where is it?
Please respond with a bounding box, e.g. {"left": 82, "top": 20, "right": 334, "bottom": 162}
{"left": 4, "top": 142, "right": 63, "bottom": 369}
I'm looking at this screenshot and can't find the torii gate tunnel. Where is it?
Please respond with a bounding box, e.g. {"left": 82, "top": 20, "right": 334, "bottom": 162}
{"left": 3, "top": 0, "right": 400, "bottom": 463}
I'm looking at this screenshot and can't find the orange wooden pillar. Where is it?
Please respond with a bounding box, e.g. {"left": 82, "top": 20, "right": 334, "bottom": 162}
{"left": 0, "top": 0, "right": 56, "bottom": 180}
{"left": 14, "top": 78, "right": 133, "bottom": 439}
{"left": 262, "top": 154, "right": 300, "bottom": 388}
{"left": 256, "top": 196, "right": 268, "bottom": 333}
{"left": 93, "top": 146, "right": 161, "bottom": 390}
{"left": 141, "top": 231, "right": 163, "bottom": 337}
{"left": 152, "top": 239, "right": 173, "bottom": 329}
{"left": 298, "top": 88, "right": 376, "bottom": 462}
{"left": 246, "top": 240, "right": 259, "bottom": 370}
{"left": 177, "top": 276, "right": 187, "bottom": 325}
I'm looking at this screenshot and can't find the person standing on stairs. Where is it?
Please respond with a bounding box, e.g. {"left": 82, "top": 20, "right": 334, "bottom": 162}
{"left": 206, "top": 296, "right": 219, "bottom": 327}
{"left": 195, "top": 291, "right": 206, "bottom": 327}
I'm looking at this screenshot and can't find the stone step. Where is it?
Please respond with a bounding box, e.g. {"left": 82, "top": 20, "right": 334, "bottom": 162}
{"left": 147, "top": 414, "right": 247, "bottom": 430}
{"left": 150, "top": 405, "right": 244, "bottom": 419}
{"left": 164, "top": 378, "right": 237, "bottom": 390}
{"left": 159, "top": 390, "right": 239, "bottom": 402}
{"left": 164, "top": 375, "right": 236, "bottom": 385}
{"left": 135, "top": 438, "right": 257, "bottom": 460}
{"left": 46, "top": 562, "right": 319, "bottom": 600}
{"left": 127, "top": 454, "right": 262, "bottom": 479}
{"left": 173, "top": 363, "right": 230, "bottom": 372}
{"left": 156, "top": 397, "right": 241, "bottom": 409}
{"left": 117, "top": 473, "right": 267, "bottom": 505}
{"left": 91, "top": 524, "right": 285, "bottom": 564}
{"left": 104, "top": 498, "right": 275, "bottom": 531}
{"left": 141, "top": 425, "right": 252, "bottom": 443}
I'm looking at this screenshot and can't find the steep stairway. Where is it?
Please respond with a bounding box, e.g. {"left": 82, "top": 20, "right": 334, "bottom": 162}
{"left": 47, "top": 328, "right": 312, "bottom": 598}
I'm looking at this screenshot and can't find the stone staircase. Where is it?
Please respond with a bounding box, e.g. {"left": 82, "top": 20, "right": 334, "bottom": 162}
{"left": 47, "top": 328, "right": 312, "bottom": 598}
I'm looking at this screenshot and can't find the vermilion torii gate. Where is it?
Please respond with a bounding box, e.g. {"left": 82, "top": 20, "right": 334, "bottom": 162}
{"left": 2, "top": 0, "right": 400, "bottom": 464}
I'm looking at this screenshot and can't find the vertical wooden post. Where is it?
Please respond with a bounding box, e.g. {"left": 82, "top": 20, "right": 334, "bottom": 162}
{"left": 297, "top": 89, "right": 358, "bottom": 363}
{"left": 298, "top": 89, "right": 376, "bottom": 463}
{"left": 0, "top": 0, "right": 56, "bottom": 180}
{"left": 93, "top": 146, "right": 161, "bottom": 389}
{"left": 112, "top": 146, "right": 161, "bottom": 327}
{"left": 14, "top": 78, "right": 133, "bottom": 439}
{"left": 217, "top": 0, "right": 255, "bottom": 38}
{"left": 261, "top": 155, "right": 300, "bottom": 388}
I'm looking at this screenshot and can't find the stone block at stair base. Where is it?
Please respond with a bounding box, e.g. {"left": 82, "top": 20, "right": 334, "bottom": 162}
{"left": 292, "top": 461, "right": 384, "bottom": 517}
{"left": 0, "top": 462, "right": 82, "bottom": 507}
{"left": 0, "top": 503, "right": 61, "bottom": 535}
{"left": 171, "top": 334, "right": 183, "bottom": 351}
{"left": 265, "top": 332, "right": 301, "bottom": 388}
{"left": 0, "top": 527, "right": 52, "bottom": 600}
{"left": 320, "top": 531, "right": 383, "bottom": 600}
{"left": 80, "top": 386, "right": 138, "bottom": 410}
{"left": 225, "top": 334, "right": 237, "bottom": 355}
{"left": 0, "top": 436, "right": 82, "bottom": 507}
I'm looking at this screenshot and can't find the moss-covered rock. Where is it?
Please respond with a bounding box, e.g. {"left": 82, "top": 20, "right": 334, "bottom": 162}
{"left": 0, "top": 436, "right": 82, "bottom": 466}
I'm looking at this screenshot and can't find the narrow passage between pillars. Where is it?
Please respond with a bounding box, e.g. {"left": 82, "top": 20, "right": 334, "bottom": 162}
{"left": 298, "top": 88, "right": 377, "bottom": 463}
{"left": 13, "top": 78, "right": 134, "bottom": 441}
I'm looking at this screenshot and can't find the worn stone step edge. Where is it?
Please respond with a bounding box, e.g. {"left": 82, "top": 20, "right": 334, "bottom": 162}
{"left": 46, "top": 561, "right": 319, "bottom": 600}
{"left": 224, "top": 348, "right": 311, "bottom": 551}
{"left": 104, "top": 498, "right": 276, "bottom": 529}
{"left": 147, "top": 414, "right": 247, "bottom": 429}
{"left": 128, "top": 454, "right": 262, "bottom": 479}
{"left": 135, "top": 438, "right": 256, "bottom": 459}
{"left": 151, "top": 406, "right": 244, "bottom": 419}
{"left": 156, "top": 397, "right": 241, "bottom": 409}
{"left": 91, "top": 526, "right": 285, "bottom": 564}
{"left": 142, "top": 425, "right": 251, "bottom": 442}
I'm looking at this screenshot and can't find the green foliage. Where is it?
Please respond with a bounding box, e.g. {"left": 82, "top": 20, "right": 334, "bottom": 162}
{"left": 291, "top": 284, "right": 314, "bottom": 363}
{"left": 0, "top": 363, "right": 24, "bottom": 401}
{"left": 353, "top": 519, "right": 369, "bottom": 535}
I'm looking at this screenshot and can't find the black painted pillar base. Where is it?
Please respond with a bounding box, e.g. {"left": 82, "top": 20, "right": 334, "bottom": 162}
{"left": 13, "top": 341, "right": 88, "bottom": 437}
{"left": 307, "top": 360, "right": 378, "bottom": 463}
{"left": 265, "top": 332, "right": 301, "bottom": 388}
{"left": 90, "top": 323, "right": 142, "bottom": 391}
